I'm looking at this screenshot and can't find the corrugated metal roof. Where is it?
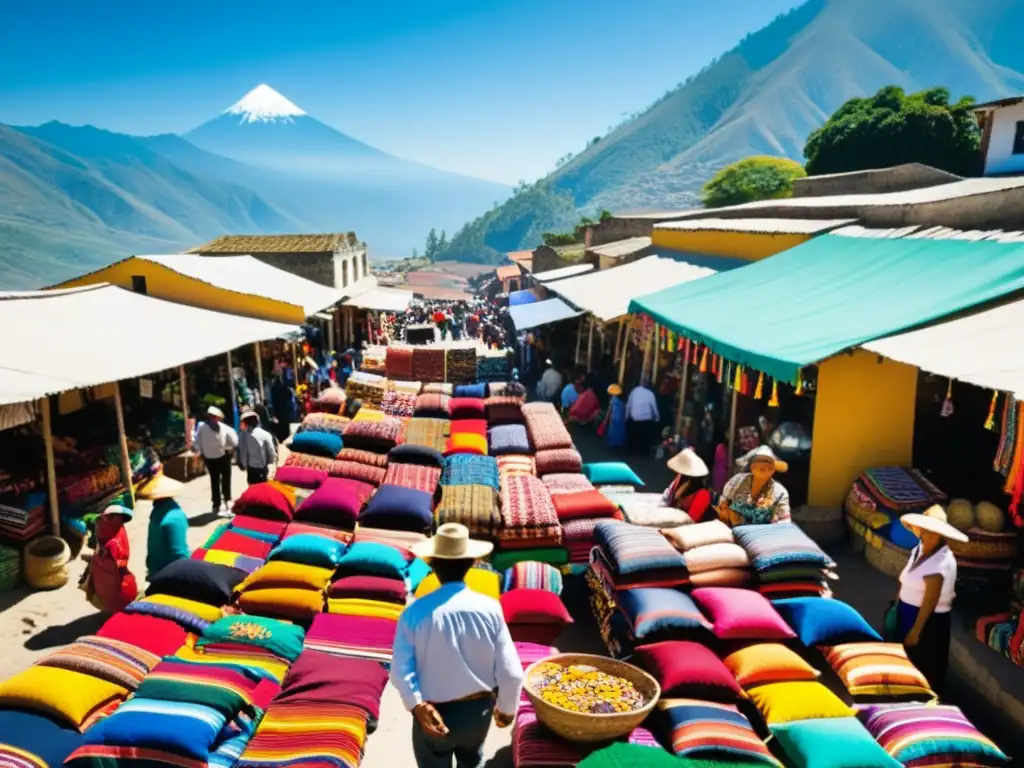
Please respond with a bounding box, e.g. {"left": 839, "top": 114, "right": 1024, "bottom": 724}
{"left": 0, "top": 285, "right": 297, "bottom": 406}
{"left": 190, "top": 233, "right": 358, "bottom": 253}
{"left": 655, "top": 218, "right": 856, "bottom": 235}
{"left": 833, "top": 225, "right": 1024, "bottom": 242}
{"left": 509, "top": 298, "right": 581, "bottom": 331}
{"left": 532, "top": 263, "right": 595, "bottom": 283}
{"left": 588, "top": 237, "right": 652, "bottom": 258}
{"left": 342, "top": 287, "right": 413, "bottom": 312}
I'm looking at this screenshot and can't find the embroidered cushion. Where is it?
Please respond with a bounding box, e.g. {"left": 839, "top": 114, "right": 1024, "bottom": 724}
{"left": 198, "top": 615, "right": 305, "bottom": 662}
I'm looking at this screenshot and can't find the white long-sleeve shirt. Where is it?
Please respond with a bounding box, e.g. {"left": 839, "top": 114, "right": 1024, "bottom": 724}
{"left": 626, "top": 385, "right": 660, "bottom": 422}
{"left": 237, "top": 426, "right": 277, "bottom": 469}
{"left": 194, "top": 421, "right": 238, "bottom": 460}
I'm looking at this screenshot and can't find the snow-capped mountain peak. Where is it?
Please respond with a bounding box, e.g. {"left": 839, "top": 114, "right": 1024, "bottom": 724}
{"left": 224, "top": 84, "right": 306, "bottom": 124}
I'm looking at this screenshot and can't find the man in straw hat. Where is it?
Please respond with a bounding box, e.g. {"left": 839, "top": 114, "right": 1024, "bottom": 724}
{"left": 894, "top": 505, "right": 967, "bottom": 695}
{"left": 237, "top": 410, "right": 277, "bottom": 486}
{"left": 194, "top": 405, "right": 238, "bottom": 517}
{"left": 392, "top": 523, "right": 523, "bottom": 768}
{"left": 138, "top": 474, "right": 189, "bottom": 580}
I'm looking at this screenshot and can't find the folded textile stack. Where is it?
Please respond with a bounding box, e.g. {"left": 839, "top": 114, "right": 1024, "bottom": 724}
{"left": 442, "top": 454, "right": 501, "bottom": 490}
{"left": 412, "top": 347, "right": 447, "bottom": 383}
{"left": 499, "top": 475, "right": 563, "bottom": 551}
{"left": 343, "top": 417, "right": 403, "bottom": 455}
{"left": 404, "top": 417, "right": 450, "bottom": 452}
{"left": 733, "top": 522, "right": 836, "bottom": 599}
{"left": 845, "top": 466, "right": 946, "bottom": 540}
{"left": 346, "top": 372, "right": 388, "bottom": 407}
{"left": 591, "top": 520, "right": 688, "bottom": 589}
{"left": 445, "top": 346, "right": 477, "bottom": 384}
{"left": 382, "top": 463, "right": 442, "bottom": 496}
{"left": 543, "top": 474, "right": 620, "bottom": 565}
{"left": 0, "top": 491, "right": 46, "bottom": 542}
{"left": 327, "top": 537, "right": 418, "bottom": 620}
{"left": 477, "top": 351, "right": 511, "bottom": 382}
{"left": 380, "top": 389, "right": 417, "bottom": 418}
{"left": 385, "top": 345, "right": 415, "bottom": 379}
{"left": 497, "top": 454, "right": 536, "bottom": 482}
{"left": 234, "top": 561, "right": 333, "bottom": 620}
{"left": 522, "top": 402, "right": 573, "bottom": 451}
{"left": 661, "top": 519, "right": 753, "bottom": 588}
{"left": 304, "top": 612, "right": 398, "bottom": 667}
{"left": 435, "top": 484, "right": 502, "bottom": 540}
{"left": 298, "top": 412, "right": 349, "bottom": 436}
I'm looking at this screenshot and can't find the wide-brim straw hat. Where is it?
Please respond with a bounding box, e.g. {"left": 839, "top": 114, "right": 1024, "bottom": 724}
{"left": 240, "top": 410, "right": 259, "bottom": 423}
{"left": 101, "top": 503, "right": 134, "bottom": 521}
{"left": 207, "top": 406, "right": 225, "bottom": 419}
{"left": 410, "top": 522, "right": 493, "bottom": 561}
{"left": 137, "top": 473, "right": 184, "bottom": 501}
{"left": 607, "top": 384, "right": 623, "bottom": 396}
{"left": 743, "top": 445, "right": 788, "bottom": 473}
{"left": 900, "top": 505, "right": 969, "bottom": 543}
{"left": 667, "top": 448, "right": 709, "bottom": 478}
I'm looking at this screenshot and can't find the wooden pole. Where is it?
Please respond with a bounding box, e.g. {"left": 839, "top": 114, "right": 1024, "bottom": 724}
{"left": 618, "top": 319, "right": 630, "bottom": 385}
{"left": 179, "top": 365, "right": 191, "bottom": 450}
{"left": 651, "top": 323, "right": 660, "bottom": 383}
{"left": 614, "top": 319, "right": 625, "bottom": 362}
{"left": 254, "top": 342, "right": 266, "bottom": 403}
{"left": 226, "top": 350, "right": 239, "bottom": 427}
{"left": 40, "top": 397, "right": 60, "bottom": 534}
{"left": 640, "top": 324, "right": 653, "bottom": 384}
{"left": 675, "top": 352, "right": 690, "bottom": 437}
{"left": 113, "top": 382, "right": 135, "bottom": 507}
{"left": 586, "top": 318, "right": 595, "bottom": 371}
{"left": 326, "top": 315, "right": 335, "bottom": 355}
{"left": 727, "top": 385, "right": 739, "bottom": 473}
{"left": 291, "top": 342, "right": 300, "bottom": 384}
{"left": 573, "top": 316, "right": 584, "bottom": 366}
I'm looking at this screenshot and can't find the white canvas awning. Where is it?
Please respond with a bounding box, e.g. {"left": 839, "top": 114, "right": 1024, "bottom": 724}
{"left": 509, "top": 298, "right": 582, "bottom": 331}
{"left": 532, "top": 263, "right": 595, "bottom": 283}
{"left": 862, "top": 297, "right": 1024, "bottom": 396}
{"left": 140, "top": 254, "right": 345, "bottom": 317}
{"left": 547, "top": 255, "right": 717, "bottom": 322}
{"left": 0, "top": 285, "right": 298, "bottom": 406}
{"left": 343, "top": 286, "right": 413, "bottom": 312}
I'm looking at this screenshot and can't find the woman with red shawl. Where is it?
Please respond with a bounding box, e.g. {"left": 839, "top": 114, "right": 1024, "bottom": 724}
{"left": 84, "top": 504, "right": 138, "bottom": 612}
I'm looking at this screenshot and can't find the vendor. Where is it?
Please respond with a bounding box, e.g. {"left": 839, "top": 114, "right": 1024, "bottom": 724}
{"left": 84, "top": 504, "right": 138, "bottom": 613}
{"left": 601, "top": 384, "right": 627, "bottom": 450}
{"left": 717, "top": 445, "right": 791, "bottom": 525}
{"left": 663, "top": 448, "right": 713, "bottom": 522}
{"left": 141, "top": 474, "right": 190, "bottom": 580}
{"left": 895, "top": 505, "right": 965, "bottom": 696}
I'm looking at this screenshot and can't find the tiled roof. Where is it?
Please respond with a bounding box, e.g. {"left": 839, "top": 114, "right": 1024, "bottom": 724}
{"left": 189, "top": 233, "right": 359, "bottom": 254}
{"left": 654, "top": 218, "right": 855, "bottom": 235}
{"left": 496, "top": 265, "right": 521, "bottom": 279}
{"left": 506, "top": 250, "right": 533, "bottom": 263}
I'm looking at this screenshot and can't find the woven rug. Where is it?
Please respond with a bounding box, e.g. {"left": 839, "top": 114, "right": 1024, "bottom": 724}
{"left": 382, "top": 464, "right": 441, "bottom": 495}
{"left": 404, "top": 418, "right": 450, "bottom": 453}
{"left": 412, "top": 348, "right": 447, "bottom": 383}
{"left": 385, "top": 346, "right": 415, "bottom": 380}
{"left": 435, "top": 484, "right": 502, "bottom": 540}
{"left": 445, "top": 348, "right": 477, "bottom": 384}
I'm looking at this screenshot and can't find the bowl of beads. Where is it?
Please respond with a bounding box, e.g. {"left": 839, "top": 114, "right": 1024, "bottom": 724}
{"left": 523, "top": 653, "right": 660, "bottom": 743}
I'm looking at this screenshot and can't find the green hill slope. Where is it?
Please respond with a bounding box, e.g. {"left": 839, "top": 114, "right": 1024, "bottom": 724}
{"left": 441, "top": 0, "right": 1024, "bottom": 263}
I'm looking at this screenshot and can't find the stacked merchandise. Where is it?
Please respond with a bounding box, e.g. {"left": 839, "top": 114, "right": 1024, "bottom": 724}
{"left": 338, "top": 416, "right": 403, "bottom": 486}
{"left": 545, "top": 473, "right": 621, "bottom": 566}
{"left": 380, "top": 389, "right": 417, "bottom": 418}
{"left": 447, "top": 395, "right": 488, "bottom": 456}
{"left": 311, "top": 385, "right": 347, "bottom": 415}
{"left": 298, "top": 412, "right": 349, "bottom": 436}
{"left": 384, "top": 345, "right": 415, "bottom": 380}
{"left": 445, "top": 346, "right": 477, "bottom": 384}
{"left": 662, "top": 519, "right": 754, "bottom": 588}
{"left": 437, "top": 454, "right": 503, "bottom": 541}
{"left": 360, "top": 347, "right": 387, "bottom": 374}
{"left": 522, "top": 402, "right": 573, "bottom": 453}
{"left": 404, "top": 417, "right": 449, "bottom": 453}
{"left": 346, "top": 372, "right": 388, "bottom": 407}
{"left": 500, "top": 562, "right": 572, "bottom": 644}
{"left": 477, "top": 349, "right": 512, "bottom": 382}
{"left": 733, "top": 523, "right": 837, "bottom": 599}
{"left": 0, "top": 491, "right": 46, "bottom": 543}
{"left": 412, "top": 346, "right": 447, "bottom": 383}
{"left": 591, "top": 520, "right": 688, "bottom": 590}
{"left": 496, "top": 475, "right": 564, "bottom": 571}
{"left": 356, "top": 446, "right": 437, "bottom": 535}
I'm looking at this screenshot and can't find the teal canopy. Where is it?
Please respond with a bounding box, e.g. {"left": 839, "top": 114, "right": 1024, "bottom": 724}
{"left": 629, "top": 234, "right": 1024, "bottom": 383}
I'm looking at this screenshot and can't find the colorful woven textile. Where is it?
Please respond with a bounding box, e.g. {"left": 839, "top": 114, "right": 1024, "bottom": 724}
{"left": 329, "top": 460, "right": 387, "bottom": 486}
{"left": 303, "top": 613, "right": 397, "bottom": 666}
{"left": 823, "top": 643, "right": 936, "bottom": 701}
{"left": 404, "top": 418, "right": 450, "bottom": 452}
{"left": 543, "top": 473, "right": 596, "bottom": 495}
{"left": 412, "top": 347, "right": 447, "bottom": 383}
{"left": 859, "top": 467, "right": 946, "bottom": 512}
{"left": 561, "top": 517, "right": 604, "bottom": 564}
{"left": 488, "top": 424, "right": 531, "bottom": 456}
{"left": 442, "top": 454, "right": 501, "bottom": 489}
{"left": 0, "top": 709, "right": 83, "bottom": 768}
{"left": 859, "top": 703, "right": 1010, "bottom": 767}
{"left": 445, "top": 347, "right": 477, "bottom": 384}
{"left": 337, "top": 448, "right": 389, "bottom": 468}
{"left": 237, "top": 701, "right": 368, "bottom": 768}
{"left": 733, "top": 523, "right": 836, "bottom": 571}
{"left": 134, "top": 658, "right": 264, "bottom": 720}
{"left": 512, "top": 705, "right": 660, "bottom": 767}
{"left": 342, "top": 418, "right": 402, "bottom": 453}
{"left": 353, "top": 524, "right": 426, "bottom": 555}
{"left": 435, "top": 484, "right": 502, "bottom": 540}
{"left": 124, "top": 595, "right": 219, "bottom": 634}
{"left": 414, "top": 393, "right": 451, "bottom": 418}
{"left": 498, "top": 455, "right": 536, "bottom": 480}
{"left": 500, "top": 475, "right": 562, "bottom": 544}
{"left": 503, "top": 561, "right": 563, "bottom": 595}
{"left": 535, "top": 448, "right": 583, "bottom": 477}
{"left": 385, "top": 346, "right": 415, "bottom": 379}
{"left": 522, "top": 402, "right": 573, "bottom": 450}
{"left": 383, "top": 463, "right": 442, "bottom": 495}
{"left": 485, "top": 396, "right": 525, "bottom": 425}
{"left": 300, "top": 413, "right": 349, "bottom": 437}
{"left": 657, "top": 698, "right": 780, "bottom": 766}
{"left": 36, "top": 636, "right": 160, "bottom": 691}
{"left": 477, "top": 354, "right": 511, "bottom": 382}
{"left": 278, "top": 651, "right": 389, "bottom": 727}
{"left": 593, "top": 520, "right": 686, "bottom": 577}
{"left": 380, "top": 390, "right": 417, "bottom": 418}
{"left": 284, "top": 452, "right": 335, "bottom": 473}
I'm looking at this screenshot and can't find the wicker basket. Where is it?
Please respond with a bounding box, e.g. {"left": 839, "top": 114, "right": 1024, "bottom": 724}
{"left": 523, "top": 653, "right": 660, "bottom": 744}
{"left": 948, "top": 529, "right": 1018, "bottom": 562}
{"left": 845, "top": 515, "right": 867, "bottom": 554}
{"left": 865, "top": 536, "right": 911, "bottom": 579}
{"left": 793, "top": 506, "right": 845, "bottom": 546}
{"left": 24, "top": 535, "right": 71, "bottom": 590}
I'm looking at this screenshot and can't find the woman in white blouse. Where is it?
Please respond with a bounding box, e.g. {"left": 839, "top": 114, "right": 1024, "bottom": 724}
{"left": 896, "top": 505, "right": 967, "bottom": 695}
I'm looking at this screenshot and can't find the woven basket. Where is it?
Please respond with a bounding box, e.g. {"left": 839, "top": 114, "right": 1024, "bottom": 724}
{"left": 792, "top": 506, "right": 845, "bottom": 546}
{"left": 865, "top": 536, "right": 911, "bottom": 579}
{"left": 845, "top": 515, "right": 867, "bottom": 554}
{"left": 523, "top": 653, "right": 660, "bottom": 744}
{"left": 948, "top": 530, "right": 1018, "bottom": 562}
{"left": 24, "top": 535, "right": 71, "bottom": 590}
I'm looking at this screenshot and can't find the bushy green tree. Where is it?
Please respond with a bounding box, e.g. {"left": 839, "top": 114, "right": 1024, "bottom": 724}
{"left": 701, "top": 155, "right": 806, "bottom": 207}
{"left": 804, "top": 86, "right": 980, "bottom": 176}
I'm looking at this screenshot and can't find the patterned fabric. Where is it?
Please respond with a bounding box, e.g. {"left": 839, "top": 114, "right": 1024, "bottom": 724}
{"left": 543, "top": 473, "right": 595, "bottom": 495}
{"left": 445, "top": 347, "right": 477, "bottom": 384}
{"left": 823, "top": 643, "right": 936, "bottom": 701}
{"left": 404, "top": 418, "right": 450, "bottom": 452}
{"left": 336, "top": 448, "right": 388, "bottom": 468}
{"left": 284, "top": 452, "right": 335, "bottom": 473}
{"left": 352, "top": 524, "right": 426, "bottom": 555}
{"left": 522, "top": 402, "right": 574, "bottom": 450}
{"left": 414, "top": 393, "right": 451, "bottom": 418}
{"left": 304, "top": 613, "right": 397, "bottom": 667}
{"left": 488, "top": 424, "right": 531, "bottom": 456}
{"left": 860, "top": 467, "right": 947, "bottom": 512}
{"left": 124, "top": 596, "right": 217, "bottom": 634}
{"left": 380, "top": 390, "right": 417, "bottom": 418}
{"left": 858, "top": 703, "right": 1010, "bottom": 767}
{"left": 342, "top": 419, "right": 402, "bottom": 453}
{"left": 173, "top": 644, "right": 291, "bottom": 685}
{"left": 385, "top": 346, "right": 415, "bottom": 379}
{"left": 657, "top": 698, "right": 780, "bottom": 766}
{"left": 500, "top": 475, "right": 562, "bottom": 544}
{"left": 535, "top": 448, "right": 583, "bottom": 477}
{"left": 330, "top": 460, "right": 387, "bottom": 486}
{"left": 237, "top": 701, "right": 368, "bottom": 768}
{"left": 442, "top": 454, "right": 501, "bottom": 490}
{"left": 513, "top": 705, "right": 661, "bottom": 767}
{"left": 593, "top": 520, "right": 687, "bottom": 577}
{"left": 732, "top": 522, "right": 836, "bottom": 571}
{"left": 300, "top": 413, "right": 349, "bottom": 436}
{"left": 503, "top": 561, "right": 563, "bottom": 595}
{"left": 36, "top": 636, "right": 160, "bottom": 691}
{"left": 435, "top": 484, "right": 502, "bottom": 540}
{"left": 412, "top": 348, "right": 447, "bottom": 384}
{"left": 135, "top": 657, "right": 265, "bottom": 714}
{"left": 498, "top": 455, "right": 536, "bottom": 480}
{"left": 485, "top": 396, "right": 525, "bottom": 425}
{"left": 382, "top": 463, "right": 442, "bottom": 495}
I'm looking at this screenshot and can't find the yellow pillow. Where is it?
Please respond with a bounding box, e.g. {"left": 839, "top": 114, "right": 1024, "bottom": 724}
{"left": 174, "top": 644, "right": 290, "bottom": 682}
{"left": 447, "top": 433, "right": 488, "bottom": 456}
{"left": 238, "top": 561, "right": 334, "bottom": 592}
{"left": 353, "top": 408, "right": 387, "bottom": 422}
{"left": 415, "top": 568, "right": 501, "bottom": 601}
{"left": 723, "top": 643, "right": 822, "bottom": 688}
{"left": 327, "top": 598, "right": 405, "bottom": 620}
{"left": 0, "top": 666, "right": 127, "bottom": 731}
{"left": 746, "top": 681, "right": 854, "bottom": 725}
{"left": 236, "top": 587, "right": 326, "bottom": 620}
{"left": 139, "top": 593, "right": 225, "bottom": 623}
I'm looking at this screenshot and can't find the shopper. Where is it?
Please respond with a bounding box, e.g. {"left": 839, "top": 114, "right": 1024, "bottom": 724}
{"left": 237, "top": 411, "right": 277, "bottom": 485}
{"left": 625, "top": 377, "right": 660, "bottom": 456}
{"left": 140, "top": 474, "right": 189, "bottom": 579}
{"left": 194, "top": 406, "right": 238, "bottom": 516}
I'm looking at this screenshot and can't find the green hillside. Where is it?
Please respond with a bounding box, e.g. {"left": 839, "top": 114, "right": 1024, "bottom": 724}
{"left": 440, "top": 0, "right": 1024, "bottom": 263}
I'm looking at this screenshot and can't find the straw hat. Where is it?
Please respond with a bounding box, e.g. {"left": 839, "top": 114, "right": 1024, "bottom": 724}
{"left": 137, "top": 473, "right": 184, "bottom": 501}
{"left": 742, "top": 445, "right": 788, "bottom": 473}
{"left": 900, "top": 505, "right": 969, "bottom": 543}
{"left": 207, "top": 406, "right": 225, "bottom": 419}
{"left": 607, "top": 384, "right": 623, "bottom": 397}
{"left": 101, "top": 503, "right": 134, "bottom": 521}
{"left": 410, "top": 523, "right": 493, "bottom": 561}
{"left": 667, "top": 448, "right": 709, "bottom": 478}
{"left": 240, "top": 410, "right": 259, "bottom": 423}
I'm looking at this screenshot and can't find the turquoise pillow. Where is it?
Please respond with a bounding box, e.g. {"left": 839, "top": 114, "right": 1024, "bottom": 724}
{"left": 772, "top": 717, "right": 902, "bottom": 768}
{"left": 407, "top": 557, "right": 431, "bottom": 592}
{"left": 268, "top": 533, "right": 347, "bottom": 569}
{"left": 336, "top": 541, "right": 409, "bottom": 580}
{"left": 773, "top": 597, "right": 882, "bottom": 646}
{"left": 582, "top": 462, "right": 645, "bottom": 487}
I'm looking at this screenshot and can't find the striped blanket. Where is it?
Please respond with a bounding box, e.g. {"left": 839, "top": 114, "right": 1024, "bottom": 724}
{"left": 593, "top": 520, "right": 686, "bottom": 577}
{"left": 382, "top": 463, "right": 441, "bottom": 495}
{"left": 303, "top": 613, "right": 397, "bottom": 668}
{"left": 441, "top": 454, "right": 500, "bottom": 490}
{"left": 435, "top": 484, "right": 502, "bottom": 540}
{"left": 173, "top": 645, "right": 292, "bottom": 685}
{"left": 859, "top": 467, "right": 946, "bottom": 512}
{"left": 657, "top": 698, "right": 780, "bottom": 766}
{"left": 37, "top": 635, "right": 160, "bottom": 691}
{"left": 732, "top": 523, "right": 835, "bottom": 571}
{"left": 513, "top": 705, "right": 661, "bottom": 767}
{"left": 135, "top": 658, "right": 265, "bottom": 719}
{"left": 500, "top": 475, "right": 562, "bottom": 544}
{"left": 237, "top": 701, "right": 368, "bottom": 768}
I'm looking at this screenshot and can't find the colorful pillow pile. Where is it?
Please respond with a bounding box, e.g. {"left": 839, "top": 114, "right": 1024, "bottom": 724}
{"left": 591, "top": 520, "right": 688, "bottom": 589}
{"left": 343, "top": 417, "right": 403, "bottom": 454}
{"left": 329, "top": 540, "right": 413, "bottom": 621}
{"left": 662, "top": 519, "right": 752, "bottom": 587}
{"left": 733, "top": 523, "right": 837, "bottom": 598}
{"left": 522, "top": 402, "right": 573, "bottom": 450}
{"left": 234, "top": 560, "right": 332, "bottom": 620}
{"left": 435, "top": 483, "right": 502, "bottom": 540}
{"left": 446, "top": 417, "right": 488, "bottom": 456}
{"left": 498, "top": 475, "right": 563, "bottom": 560}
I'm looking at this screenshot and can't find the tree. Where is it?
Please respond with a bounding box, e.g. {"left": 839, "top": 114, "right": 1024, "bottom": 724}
{"left": 804, "top": 85, "right": 981, "bottom": 177}
{"left": 424, "top": 228, "right": 439, "bottom": 262}
{"left": 438, "top": 230, "right": 448, "bottom": 252}
{"left": 701, "top": 156, "right": 806, "bottom": 208}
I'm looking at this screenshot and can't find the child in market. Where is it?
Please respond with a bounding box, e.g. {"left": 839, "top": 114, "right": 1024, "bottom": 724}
{"left": 83, "top": 504, "right": 138, "bottom": 613}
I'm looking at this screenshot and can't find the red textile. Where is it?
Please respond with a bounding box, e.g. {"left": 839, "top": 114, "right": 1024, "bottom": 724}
{"left": 551, "top": 490, "right": 620, "bottom": 522}
{"left": 96, "top": 613, "right": 187, "bottom": 657}
{"left": 87, "top": 515, "right": 138, "bottom": 612}
{"left": 450, "top": 419, "right": 488, "bottom": 437}
{"left": 233, "top": 483, "right": 296, "bottom": 522}
{"left": 210, "top": 531, "right": 274, "bottom": 559}
{"left": 278, "top": 650, "right": 389, "bottom": 722}
{"left": 328, "top": 575, "right": 407, "bottom": 604}
{"left": 231, "top": 516, "right": 289, "bottom": 539}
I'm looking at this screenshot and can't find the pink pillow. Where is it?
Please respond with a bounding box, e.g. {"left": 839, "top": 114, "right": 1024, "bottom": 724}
{"left": 691, "top": 587, "right": 796, "bottom": 641}
{"left": 632, "top": 640, "right": 742, "bottom": 701}
{"left": 273, "top": 466, "right": 328, "bottom": 490}
{"left": 295, "top": 478, "right": 374, "bottom": 528}
{"left": 233, "top": 483, "right": 296, "bottom": 521}
{"left": 501, "top": 589, "right": 573, "bottom": 625}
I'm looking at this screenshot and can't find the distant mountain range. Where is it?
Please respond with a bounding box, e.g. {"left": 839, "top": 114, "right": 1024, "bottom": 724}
{"left": 439, "top": 0, "right": 1024, "bottom": 263}
{"left": 0, "top": 85, "right": 510, "bottom": 289}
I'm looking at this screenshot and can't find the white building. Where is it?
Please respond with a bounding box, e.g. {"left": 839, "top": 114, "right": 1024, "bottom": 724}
{"left": 974, "top": 97, "right": 1024, "bottom": 177}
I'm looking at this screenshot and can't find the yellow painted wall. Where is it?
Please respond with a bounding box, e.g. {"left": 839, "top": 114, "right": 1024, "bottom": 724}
{"left": 55, "top": 260, "right": 305, "bottom": 324}
{"left": 808, "top": 349, "right": 918, "bottom": 507}
{"left": 651, "top": 229, "right": 812, "bottom": 261}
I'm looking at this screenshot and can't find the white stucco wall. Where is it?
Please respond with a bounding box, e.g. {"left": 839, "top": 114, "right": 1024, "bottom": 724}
{"left": 332, "top": 246, "right": 368, "bottom": 290}
{"left": 984, "top": 102, "right": 1024, "bottom": 176}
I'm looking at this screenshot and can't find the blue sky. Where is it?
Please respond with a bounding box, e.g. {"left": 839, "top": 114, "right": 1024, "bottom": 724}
{"left": 0, "top": 0, "right": 802, "bottom": 184}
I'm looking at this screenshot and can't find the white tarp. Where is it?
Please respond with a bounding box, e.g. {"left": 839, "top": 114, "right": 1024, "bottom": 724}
{"left": 547, "top": 255, "right": 717, "bottom": 321}
{"left": 0, "top": 285, "right": 298, "bottom": 406}
{"left": 532, "top": 264, "right": 595, "bottom": 283}
{"left": 509, "top": 298, "right": 581, "bottom": 331}
{"left": 343, "top": 286, "right": 413, "bottom": 312}
{"left": 863, "top": 298, "right": 1024, "bottom": 396}
{"left": 141, "top": 254, "right": 345, "bottom": 317}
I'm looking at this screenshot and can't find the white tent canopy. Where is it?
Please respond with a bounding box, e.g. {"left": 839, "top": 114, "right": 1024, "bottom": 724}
{"left": 343, "top": 286, "right": 414, "bottom": 312}
{"left": 532, "top": 264, "right": 595, "bottom": 283}
{"left": 509, "top": 298, "right": 582, "bottom": 331}
{"left": 0, "top": 285, "right": 298, "bottom": 406}
{"left": 140, "top": 254, "right": 345, "bottom": 317}
{"left": 863, "top": 297, "right": 1024, "bottom": 396}
{"left": 547, "top": 254, "right": 717, "bottom": 322}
